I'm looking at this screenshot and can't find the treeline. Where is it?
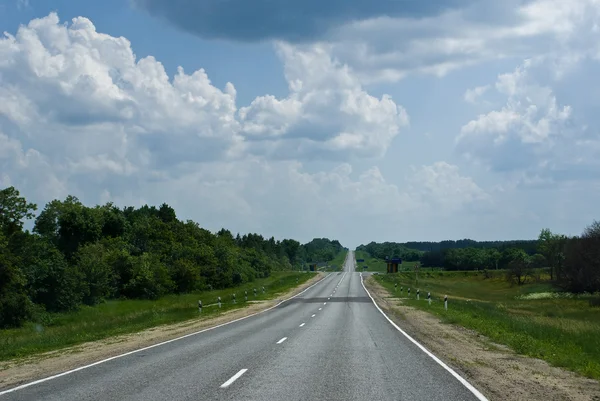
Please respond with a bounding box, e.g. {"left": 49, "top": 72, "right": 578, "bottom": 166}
{"left": 302, "top": 238, "right": 346, "bottom": 263}
{"left": 401, "top": 239, "right": 538, "bottom": 254}
{"left": 358, "top": 222, "right": 600, "bottom": 293}
{"left": 0, "top": 187, "right": 343, "bottom": 328}
{"left": 356, "top": 242, "right": 423, "bottom": 262}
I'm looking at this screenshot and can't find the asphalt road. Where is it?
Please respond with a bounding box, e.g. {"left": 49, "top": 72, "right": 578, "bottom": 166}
{"left": 1, "top": 251, "right": 486, "bottom": 401}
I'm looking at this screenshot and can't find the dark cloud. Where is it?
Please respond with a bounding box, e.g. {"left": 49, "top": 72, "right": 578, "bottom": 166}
{"left": 133, "top": 0, "right": 475, "bottom": 42}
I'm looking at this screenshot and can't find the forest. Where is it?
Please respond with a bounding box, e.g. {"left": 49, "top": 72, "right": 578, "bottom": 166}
{"left": 0, "top": 186, "right": 344, "bottom": 329}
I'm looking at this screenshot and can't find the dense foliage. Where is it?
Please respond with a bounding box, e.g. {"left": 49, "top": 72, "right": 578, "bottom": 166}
{"left": 356, "top": 242, "right": 423, "bottom": 262}
{"left": 401, "top": 239, "right": 538, "bottom": 254}
{"left": 0, "top": 187, "right": 343, "bottom": 328}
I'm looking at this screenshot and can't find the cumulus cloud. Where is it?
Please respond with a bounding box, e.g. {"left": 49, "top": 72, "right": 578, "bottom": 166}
{"left": 239, "top": 43, "right": 409, "bottom": 159}
{"left": 0, "top": 12, "right": 484, "bottom": 246}
{"left": 456, "top": 56, "right": 600, "bottom": 186}
{"left": 0, "top": 12, "right": 407, "bottom": 178}
{"left": 132, "top": 0, "right": 473, "bottom": 43}
{"left": 325, "top": 0, "right": 600, "bottom": 83}
{"left": 464, "top": 85, "right": 490, "bottom": 103}
{"left": 408, "top": 161, "right": 491, "bottom": 212}
{"left": 456, "top": 59, "right": 572, "bottom": 171}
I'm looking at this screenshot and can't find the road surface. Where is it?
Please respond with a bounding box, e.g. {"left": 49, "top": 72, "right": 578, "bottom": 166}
{"left": 0, "top": 251, "right": 485, "bottom": 401}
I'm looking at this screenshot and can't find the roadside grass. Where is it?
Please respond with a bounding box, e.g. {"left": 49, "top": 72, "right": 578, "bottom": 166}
{"left": 373, "top": 272, "right": 600, "bottom": 380}
{"left": 323, "top": 250, "right": 348, "bottom": 271}
{"left": 0, "top": 272, "right": 317, "bottom": 361}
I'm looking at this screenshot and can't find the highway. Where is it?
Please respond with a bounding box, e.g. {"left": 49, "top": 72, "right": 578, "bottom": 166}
{"left": 0, "top": 251, "right": 486, "bottom": 401}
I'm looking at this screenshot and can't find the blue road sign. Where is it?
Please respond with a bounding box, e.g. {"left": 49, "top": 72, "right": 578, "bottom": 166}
{"left": 357, "top": 259, "right": 365, "bottom": 262}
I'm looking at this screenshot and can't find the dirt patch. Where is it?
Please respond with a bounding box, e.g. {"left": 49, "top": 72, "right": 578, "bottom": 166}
{"left": 0, "top": 273, "right": 325, "bottom": 391}
{"left": 364, "top": 276, "right": 600, "bottom": 401}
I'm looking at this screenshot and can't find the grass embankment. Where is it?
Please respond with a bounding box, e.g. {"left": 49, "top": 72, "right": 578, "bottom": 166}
{"left": 354, "top": 250, "right": 429, "bottom": 273}
{"left": 323, "top": 250, "right": 348, "bottom": 271}
{"left": 373, "top": 271, "right": 600, "bottom": 380}
{"left": 0, "top": 271, "right": 316, "bottom": 361}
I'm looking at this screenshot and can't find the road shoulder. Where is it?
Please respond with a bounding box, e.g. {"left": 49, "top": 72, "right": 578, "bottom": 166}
{"left": 0, "top": 272, "right": 325, "bottom": 391}
{"left": 364, "top": 275, "right": 600, "bottom": 401}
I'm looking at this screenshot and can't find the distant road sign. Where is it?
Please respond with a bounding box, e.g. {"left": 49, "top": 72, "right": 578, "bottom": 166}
{"left": 357, "top": 259, "right": 365, "bottom": 262}
{"left": 390, "top": 258, "right": 402, "bottom": 264}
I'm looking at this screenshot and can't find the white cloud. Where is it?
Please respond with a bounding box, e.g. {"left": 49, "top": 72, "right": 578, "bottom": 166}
{"left": 0, "top": 12, "right": 409, "bottom": 177}
{"left": 1, "top": 12, "right": 491, "bottom": 246}
{"left": 464, "top": 85, "right": 490, "bottom": 103}
{"left": 239, "top": 43, "right": 409, "bottom": 159}
{"left": 408, "top": 161, "right": 491, "bottom": 213}
{"left": 456, "top": 55, "right": 600, "bottom": 186}
{"left": 456, "top": 59, "right": 572, "bottom": 172}
{"left": 324, "top": 0, "right": 600, "bottom": 83}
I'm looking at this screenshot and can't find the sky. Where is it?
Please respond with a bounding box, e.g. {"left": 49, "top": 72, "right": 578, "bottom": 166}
{"left": 1, "top": 0, "right": 599, "bottom": 248}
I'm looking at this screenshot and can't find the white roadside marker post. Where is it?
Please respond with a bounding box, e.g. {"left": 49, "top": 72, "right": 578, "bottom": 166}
{"left": 198, "top": 300, "right": 202, "bottom": 314}
{"left": 245, "top": 290, "right": 248, "bottom": 302}
{"left": 254, "top": 288, "right": 257, "bottom": 298}
{"left": 233, "top": 293, "right": 236, "bottom": 304}
{"left": 417, "top": 289, "right": 420, "bottom": 301}
{"left": 394, "top": 283, "right": 397, "bottom": 293}
{"left": 218, "top": 296, "right": 222, "bottom": 308}
{"left": 408, "top": 288, "right": 411, "bottom": 297}
{"left": 444, "top": 295, "right": 448, "bottom": 311}
{"left": 401, "top": 286, "right": 403, "bottom": 295}
{"left": 262, "top": 286, "right": 265, "bottom": 294}
{"left": 427, "top": 292, "right": 431, "bottom": 306}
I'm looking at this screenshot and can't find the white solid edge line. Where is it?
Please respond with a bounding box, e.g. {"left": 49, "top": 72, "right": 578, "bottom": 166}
{"left": 276, "top": 337, "right": 287, "bottom": 344}
{"left": 359, "top": 273, "right": 489, "bottom": 401}
{"left": 299, "top": 323, "right": 305, "bottom": 327}
{"left": 0, "top": 273, "right": 333, "bottom": 396}
{"left": 220, "top": 369, "right": 248, "bottom": 388}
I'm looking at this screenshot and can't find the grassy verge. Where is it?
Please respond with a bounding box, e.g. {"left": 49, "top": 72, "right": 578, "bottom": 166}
{"left": 373, "top": 272, "right": 600, "bottom": 380}
{"left": 323, "top": 250, "right": 348, "bottom": 271}
{"left": 0, "top": 271, "right": 317, "bottom": 361}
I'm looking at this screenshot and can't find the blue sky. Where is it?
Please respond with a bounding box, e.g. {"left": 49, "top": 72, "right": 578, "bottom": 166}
{"left": 1, "top": 0, "right": 599, "bottom": 247}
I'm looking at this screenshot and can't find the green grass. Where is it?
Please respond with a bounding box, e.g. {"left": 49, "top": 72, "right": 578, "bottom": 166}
{"left": 373, "top": 272, "right": 600, "bottom": 380}
{"left": 0, "top": 271, "right": 317, "bottom": 361}
{"left": 323, "top": 249, "right": 348, "bottom": 271}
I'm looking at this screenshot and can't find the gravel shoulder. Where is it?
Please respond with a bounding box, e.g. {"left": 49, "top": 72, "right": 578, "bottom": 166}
{"left": 0, "top": 272, "right": 325, "bottom": 391}
{"left": 364, "top": 275, "right": 600, "bottom": 401}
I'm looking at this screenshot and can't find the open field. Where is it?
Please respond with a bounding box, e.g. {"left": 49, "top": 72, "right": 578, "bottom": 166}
{"left": 0, "top": 272, "right": 317, "bottom": 362}
{"left": 373, "top": 271, "right": 600, "bottom": 380}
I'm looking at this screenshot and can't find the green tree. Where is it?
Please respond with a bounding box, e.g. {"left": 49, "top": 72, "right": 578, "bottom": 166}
{"left": 0, "top": 233, "right": 32, "bottom": 328}
{"left": 0, "top": 186, "right": 37, "bottom": 237}
{"left": 504, "top": 248, "right": 531, "bottom": 286}
{"left": 21, "top": 238, "right": 84, "bottom": 312}
{"left": 76, "top": 242, "right": 116, "bottom": 305}
{"left": 537, "top": 228, "right": 567, "bottom": 280}
{"left": 123, "top": 253, "right": 174, "bottom": 299}
{"left": 560, "top": 221, "right": 600, "bottom": 293}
